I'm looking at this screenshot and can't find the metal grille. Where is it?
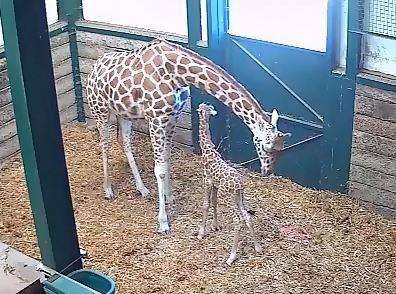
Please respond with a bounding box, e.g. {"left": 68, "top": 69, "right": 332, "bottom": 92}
{"left": 360, "top": 0, "right": 396, "bottom": 38}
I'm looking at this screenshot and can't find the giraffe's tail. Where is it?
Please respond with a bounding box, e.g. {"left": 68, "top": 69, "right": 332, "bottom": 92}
{"left": 116, "top": 117, "right": 122, "bottom": 145}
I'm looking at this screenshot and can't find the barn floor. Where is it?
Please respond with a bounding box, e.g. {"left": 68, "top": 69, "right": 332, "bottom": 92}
{"left": 0, "top": 125, "right": 395, "bottom": 293}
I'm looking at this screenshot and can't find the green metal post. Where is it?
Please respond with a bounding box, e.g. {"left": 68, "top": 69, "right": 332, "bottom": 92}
{"left": 346, "top": 0, "right": 362, "bottom": 78}
{"left": 189, "top": 0, "right": 230, "bottom": 157}
{"left": 58, "top": 0, "right": 85, "bottom": 122}
{"left": 206, "top": 0, "right": 228, "bottom": 49}
{"left": 186, "top": 0, "right": 202, "bottom": 47}
{"left": 0, "top": 0, "right": 82, "bottom": 273}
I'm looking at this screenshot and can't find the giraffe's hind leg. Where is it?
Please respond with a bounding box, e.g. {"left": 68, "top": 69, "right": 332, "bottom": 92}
{"left": 237, "top": 190, "right": 262, "bottom": 253}
{"left": 211, "top": 187, "right": 220, "bottom": 231}
{"left": 226, "top": 209, "right": 243, "bottom": 266}
{"left": 96, "top": 116, "right": 115, "bottom": 200}
{"left": 198, "top": 185, "right": 213, "bottom": 239}
{"left": 119, "top": 117, "right": 150, "bottom": 198}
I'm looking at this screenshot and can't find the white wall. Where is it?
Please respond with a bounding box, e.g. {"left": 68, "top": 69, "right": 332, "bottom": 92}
{"left": 228, "top": 0, "right": 328, "bottom": 52}
{"left": 0, "top": 0, "right": 58, "bottom": 46}
{"left": 82, "top": 0, "right": 188, "bottom": 36}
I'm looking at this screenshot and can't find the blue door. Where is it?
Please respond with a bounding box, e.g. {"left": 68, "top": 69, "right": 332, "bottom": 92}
{"left": 190, "top": 0, "right": 357, "bottom": 192}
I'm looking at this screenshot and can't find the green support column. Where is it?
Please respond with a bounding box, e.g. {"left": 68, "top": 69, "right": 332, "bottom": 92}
{"left": 0, "top": 0, "right": 82, "bottom": 273}
{"left": 346, "top": 0, "right": 362, "bottom": 78}
{"left": 186, "top": 0, "right": 202, "bottom": 47}
{"left": 58, "top": 0, "right": 85, "bottom": 122}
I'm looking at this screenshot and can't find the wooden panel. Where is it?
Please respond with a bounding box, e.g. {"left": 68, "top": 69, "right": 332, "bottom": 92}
{"left": 353, "top": 114, "right": 396, "bottom": 139}
{"left": 351, "top": 147, "right": 396, "bottom": 176}
{"left": 352, "top": 130, "right": 396, "bottom": 158}
{"left": 77, "top": 42, "right": 108, "bottom": 60}
{"left": 0, "top": 87, "right": 11, "bottom": 108}
{"left": 55, "top": 74, "right": 74, "bottom": 95}
{"left": 0, "top": 105, "right": 77, "bottom": 161}
{"left": 356, "top": 84, "right": 396, "bottom": 104}
{"left": 354, "top": 95, "right": 396, "bottom": 122}
{"left": 77, "top": 31, "right": 146, "bottom": 51}
{"left": 349, "top": 181, "right": 395, "bottom": 209}
{"left": 51, "top": 42, "right": 71, "bottom": 67}
{"left": 53, "top": 59, "right": 72, "bottom": 80}
{"left": 0, "top": 69, "right": 10, "bottom": 91}
{"left": 49, "top": 32, "right": 69, "bottom": 48}
{"left": 350, "top": 164, "right": 396, "bottom": 193}
{"left": 0, "top": 59, "right": 6, "bottom": 72}
{"left": 357, "top": 199, "right": 396, "bottom": 217}
{"left": 0, "top": 119, "right": 16, "bottom": 143}
{"left": 79, "top": 57, "right": 96, "bottom": 75}
{"left": 59, "top": 104, "right": 78, "bottom": 125}
{"left": 0, "top": 103, "right": 14, "bottom": 125}
{"left": 0, "top": 134, "right": 19, "bottom": 160}
{"left": 57, "top": 89, "right": 76, "bottom": 112}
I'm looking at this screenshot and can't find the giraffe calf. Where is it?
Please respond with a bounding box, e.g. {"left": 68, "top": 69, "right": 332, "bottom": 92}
{"left": 197, "top": 103, "right": 262, "bottom": 266}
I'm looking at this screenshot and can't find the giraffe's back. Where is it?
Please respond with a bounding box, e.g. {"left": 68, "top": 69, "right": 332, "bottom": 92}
{"left": 86, "top": 40, "right": 190, "bottom": 122}
{"left": 203, "top": 154, "right": 243, "bottom": 192}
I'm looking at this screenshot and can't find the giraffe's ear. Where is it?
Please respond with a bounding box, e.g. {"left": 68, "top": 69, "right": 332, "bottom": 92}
{"left": 271, "top": 109, "right": 279, "bottom": 126}
{"left": 210, "top": 106, "right": 217, "bottom": 116}
{"left": 280, "top": 132, "right": 291, "bottom": 138}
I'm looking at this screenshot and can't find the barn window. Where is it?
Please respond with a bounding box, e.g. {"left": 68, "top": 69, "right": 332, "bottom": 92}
{"left": 82, "top": 0, "right": 188, "bottom": 36}
{"left": 228, "top": 0, "right": 329, "bottom": 52}
{"left": 360, "top": 0, "right": 396, "bottom": 76}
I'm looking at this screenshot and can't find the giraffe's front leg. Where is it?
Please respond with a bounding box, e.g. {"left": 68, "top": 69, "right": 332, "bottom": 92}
{"left": 149, "top": 118, "right": 172, "bottom": 234}
{"left": 198, "top": 184, "right": 213, "bottom": 239}
{"left": 154, "top": 161, "right": 170, "bottom": 234}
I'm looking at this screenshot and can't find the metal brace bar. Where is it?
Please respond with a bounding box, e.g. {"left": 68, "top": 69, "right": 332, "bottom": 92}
{"left": 231, "top": 38, "right": 324, "bottom": 124}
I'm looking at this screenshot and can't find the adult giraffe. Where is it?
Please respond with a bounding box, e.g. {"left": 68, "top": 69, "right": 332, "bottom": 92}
{"left": 86, "top": 39, "right": 290, "bottom": 233}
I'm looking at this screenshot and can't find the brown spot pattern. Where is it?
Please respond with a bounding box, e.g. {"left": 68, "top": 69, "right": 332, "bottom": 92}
{"left": 159, "top": 83, "right": 171, "bottom": 94}
{"left": 207, "top": 70, "right": 219, "bottom": 82}
{"left": 190, "top": 66, "right": 202, "bottom": 74}
{"left": 143, "top": 78, "right": 155, "bottom": 91}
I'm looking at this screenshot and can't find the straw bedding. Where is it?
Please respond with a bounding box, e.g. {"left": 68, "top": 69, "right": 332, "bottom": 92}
{"left": 0, "top": 124, "right": 395, "bottom": 293}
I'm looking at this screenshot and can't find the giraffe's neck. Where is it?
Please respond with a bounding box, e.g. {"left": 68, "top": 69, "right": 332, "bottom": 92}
{"left": 161, "top": 40, "right": 271, "bottom": 135}
{"left": 198, "top": 115, "right": 217, "bottom": 160}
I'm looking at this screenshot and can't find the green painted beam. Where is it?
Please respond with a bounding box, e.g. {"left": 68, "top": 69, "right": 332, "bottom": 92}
{"left": 58, "top": 0, "right": 85, "bottom": 122}
{"left": 346, "top": 0, "right": 362, "bottom": 79}
{"left": 186, "top": 0, "right": 202, "bottom": 47}
{"left": 0, "top": 0, "right": 82, "bottom": 273}
{"left": 57, "top": 0, "right": 83, "bottom": 22}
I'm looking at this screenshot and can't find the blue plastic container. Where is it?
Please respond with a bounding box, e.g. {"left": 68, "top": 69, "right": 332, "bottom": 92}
{"left": 67, "top": 269, "right": 115, "bottom": 294}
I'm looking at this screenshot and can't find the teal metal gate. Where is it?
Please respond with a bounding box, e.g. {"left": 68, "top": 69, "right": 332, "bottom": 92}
{"left": 189, "top": 0, "right": 359, "bottom": 192}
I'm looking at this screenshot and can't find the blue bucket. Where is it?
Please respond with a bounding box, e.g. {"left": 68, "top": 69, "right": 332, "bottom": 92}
{"left": 67, "top": 269, "right": 115, "bottom": 294}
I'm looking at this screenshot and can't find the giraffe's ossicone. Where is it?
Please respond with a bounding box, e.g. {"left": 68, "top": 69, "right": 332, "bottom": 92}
{"left": 86, "top": 39, "right": 290, "bottom": 233}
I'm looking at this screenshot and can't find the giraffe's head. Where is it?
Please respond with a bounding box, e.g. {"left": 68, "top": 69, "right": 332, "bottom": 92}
{"left": 197, "top": 103, "right": 217, "bottom": 120}
{"left": 252, "top": 109, "right": 291, "bottom": 176}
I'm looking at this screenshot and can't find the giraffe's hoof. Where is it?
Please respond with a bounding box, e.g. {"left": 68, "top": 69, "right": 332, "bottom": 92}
{"left": 255, "top": 244, "right": 263, "bottom": 253}
{"left": 138, "top": 186, "right": 151, "bottom": 199}
{"left": 226, "top": 257, "right": 236, "bottom": 266}
{"left": 104, "top": 187, "right": 116, "bottom": 200}
{"left": 157, "top": 222, "right": 171, "bottom": 235}
{"left": 197, "top": 227, "right": 206, "bottom": 239}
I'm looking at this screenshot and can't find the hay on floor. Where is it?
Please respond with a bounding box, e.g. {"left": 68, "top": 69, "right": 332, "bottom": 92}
{"left": 0, "top": 124, "right": 395, "bottom": 293}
